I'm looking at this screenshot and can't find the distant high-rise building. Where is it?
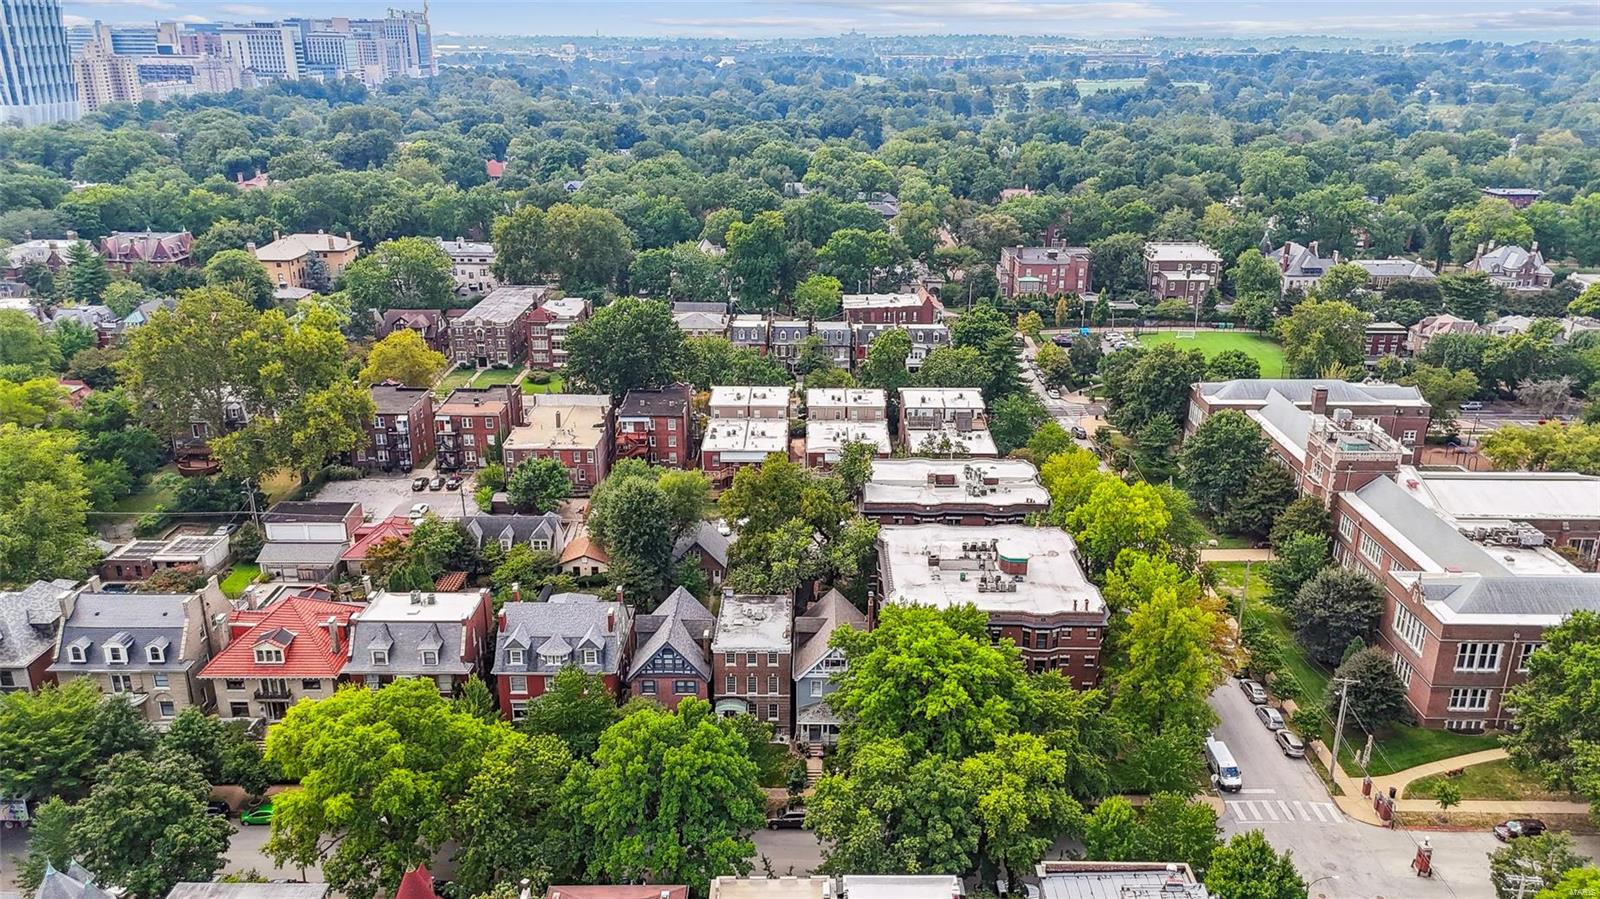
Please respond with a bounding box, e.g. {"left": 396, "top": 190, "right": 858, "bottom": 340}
{"left": 0, "top": 0, "right": 80, "bottom": 125}
{"left": 218, "top": 24, "right": 303, "bottom": 80}
{"left": 107, "top": 25, "right": 159, "bottom": 57}
{"left": 73, "top": 42, "right": 140, "bottom": 111}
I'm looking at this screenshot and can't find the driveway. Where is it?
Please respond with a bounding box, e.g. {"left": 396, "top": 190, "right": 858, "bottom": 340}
{"left": 1209, "top": 679, "right": 1600, "bottom": 898}
{"left": 312, "top": 470, "right": 480, "bottom": 521}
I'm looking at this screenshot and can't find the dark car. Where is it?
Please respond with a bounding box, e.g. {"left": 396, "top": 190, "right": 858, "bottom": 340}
{"left": 1052, "top": 335, "right": 1074, "bottom": 347}
{"left": 1072, "top": 426, "right": 1088, "bottom": 440}
{"left": 429, "top": 475, "right": 446, "bottom": 491}
{"left": 1494, "top": 818, "right": 1546, "bottom": 841}
{"left": 205, "top": 800, "right": 231, "bottom": 817}
{"left": 766, "top": 808, "right": 808, "bottom": 830}
{"left": 444, "top": 476, "right": 463, "bottom": 491}
{"left": 412, "top": 476, "right": 428, "bottom": 491}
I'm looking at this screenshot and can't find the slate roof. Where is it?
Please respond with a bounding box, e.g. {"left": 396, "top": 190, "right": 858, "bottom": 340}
{"left": 459, "top": 286, "right": 548, "bottom": 324}
{"left": 494, "top": 594, "right": 625, "bottom": 677}
{"left": 793, "top": 589, "right": 867, "bottom": 677}
{"left": 343, "top": 589, "right": 490, "bottom": 676}
{"left": 1346, "top": 476, "right": 1506, "bottom": 576}
{"left": 1249, "top": 391, "right": 1312, "bottom": 459}
{"left": 0, "top": 579, "right": 75, "bottom": 669}
{"left": 627, "top": 587, "right": 715, "bottom": 680}
{"left": 1006, "top": 246, "right": 1090, "bottom": 265}
{"left": 1420, "top": 575, "right": 1600, "bottom": 618}
{"left": 1351, "top": 258, "right": 1434, "bottom": 280}
{"left": 256, "top": 541, "right": 347, "bottom": 565}
{"left": 199, "top": 597, "right": 361, "bottom": 679}
{"left": 37, "top": 862, "right": 114, "bottom": 899}
{"left": 465, "top": 513, "right": 565, "bottom": 550}
{"left": 1473, "top": 244, "right": 1553, "bottom": 277}
{"left": 618, "top": 384, "right": 692, "bottom": 418}
{"left": 49, "top": 593, "right": 197, "bottom": 674}
{"left": 1197, "top": 378, "right": 1424, "bottom": 406}
{"left": 673, "top": 521, "right": 731, "bottom": 568}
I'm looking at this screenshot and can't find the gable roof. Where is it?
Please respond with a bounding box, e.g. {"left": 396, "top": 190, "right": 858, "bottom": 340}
{"left": 0, "top": 579, "right": 75, "bottom": 669}
{"left": 1420, "top": 574, "right": 1600, "bottom": 620}
{"left": 199, "top": 597, "right": 362, "bottom": 679}
{"left": 342, "top": 516, "right": 415, "bottom": 563}
{"left": 394, "top": 867, "right": 438, "bottom": 899}
{"left": 465, "top": 513, "right": 565, "bottom": 549}
{"left": 627, "top": 587, "right": 714, "bottom": 679}
{"left": 37, "top": 862, "right": 114, "bottom": 899}
{"left": 793, "top": 589, "right": 867, "bottom": 677}
{"left": 49, "top": 593, "right": 198, "bottom": 673}
{"left": 1346, "top": 476, "right": 1506, "bottom": 577}
{"left": 1198, "top": 378, "right": 1424, "bottom": 406}
{"left": 342, "top": 589, "right": 490, "bottom": 676}
{"left": 673, "top": 520, "right": 731, "bottom": 568}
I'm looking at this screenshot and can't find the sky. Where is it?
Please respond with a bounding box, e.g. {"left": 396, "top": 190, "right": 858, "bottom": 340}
{"left": 58, "top": 0, "right": 1600, "bottom": 41}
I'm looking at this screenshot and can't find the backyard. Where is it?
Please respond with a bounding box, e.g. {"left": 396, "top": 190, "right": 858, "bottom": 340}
{"left": 521, "top": 374, "right": 566, "bottom": 394}
{"left": 469, "top": 367, "right": 523, "bottom": 387}
{"left": 1137, "top": 330, "right": 1288, "bottom": 377}
{"left": 220, "top": 563, "right": 261, "bottom": 598}
{"left": 433, "top": 366, "right": 474, "bottom": 398}
{"left": 110, "top": 465, "right": 181, "bottom": 515}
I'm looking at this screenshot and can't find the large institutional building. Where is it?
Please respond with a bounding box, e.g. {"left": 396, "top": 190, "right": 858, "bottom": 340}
{"left": 0, "top": 0, "right": 80, "bottom": 125}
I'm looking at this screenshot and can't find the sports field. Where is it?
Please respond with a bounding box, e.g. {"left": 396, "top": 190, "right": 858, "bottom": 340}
{"left": 1137, "top": 331, "right": 1288, "bottom": 376}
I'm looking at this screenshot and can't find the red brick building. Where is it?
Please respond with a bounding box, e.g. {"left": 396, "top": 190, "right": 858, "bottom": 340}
{"left": 625, "top": 587, "right": 714, "bottom": 709}
{"left": 434, "top": 385, "right": 522, "bottom": 471}
{"left": 504, "top": 396, "right": 613, "bottom": 493}
{"left": 448, "top": 286, "right": 548, "bottom": 369}
{"left": 996, "top": 246, "right": 1091, "bottom": 299}
{"left": 358, "top": 384, "right": 434, "bottom": 472}
{"left": 1188, "top": 379, "right": 1430, "bottom": 457}
{"left": 99, "top": 231, "right": 194, "bottom": 271}
{"left": 1143, "top": 241, "right": 1221, "bottom": 304}
{"left": 616, "top": 384, "right": 694, "bottom": 468}
{"left": 861, "top": 459, "right": 1050, "bottom": 525}
{"left": 841, "top": 287, "right": 944, "bottom": 325}
{"left": 712, "top": 592, "right": 794, "bottom": 732}
{"left": 493, "top": 592, "right": 631, "bottom": 720}
{"left": 1364, "top": 321, "right": 1408, "bottom": 361}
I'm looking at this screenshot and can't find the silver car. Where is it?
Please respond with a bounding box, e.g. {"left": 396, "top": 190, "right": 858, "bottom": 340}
{"left": 1275, "top": 730, "right": 1305, "bottom": 758}
{"left": 1240, "top": 679, "right": 1268, "bottom": 704}
{"left": 1255, "top": 705, "right": 1286, "bottom": 731}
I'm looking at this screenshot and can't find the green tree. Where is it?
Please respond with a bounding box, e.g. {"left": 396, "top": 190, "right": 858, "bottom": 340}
{"left": 961, "top": 733, "right": 1084, "bottom": 886}
{"left": 1309, "top": 263, "right": 1371, "bottom": 303}
{"left": 340, "top": 237, "right": 455, "bottom": 316}
{"left": 507, "top": 458, "right": 570, "bottom": 513}
{"left": 794, "top": 274, "right": 844, "bottom": 320}
{"left": 452, "top": 731, "right": 578, "bottom": 895}
{"left": 1433, "top": 781, "right": 1462, "bottom": 816}
{"left": 1102, "top": 343, "right": 1207, "bottom": 436}
{"left": 990, "top": 392, "right": 1050, "bottom": 455}
{"left": 1232, "top": 248, "right": 1282, "bottom": 299}
{"left": 519, "top": 666, "right": 623, "bottom": 759}
{"left": 1065, "top": 478, "right": 1174, "bottom": 573}
{"left": 725, "top": 517, "right": 822, "bottom": 595}
{"left": 1438, "top": 271, "right": 1501, "bottom": 324}
{"left": 835, "top": 440, "right": 876, "bottom": 498}
{"left": 541, "top": 204, "right": 634, "bottom": 293}
{"left": 809, "top": 736, "right": 978, "bottom": 875}
{"left": 572, "top": 697, "right": 765, "bottom": 895}
{"left": 1505, "top": 611, "right": 1600, "bottom": 799}
{"left": 0, "top": 308, "right": 60, "bottom": 372}
{"left": 859, "top": 328, "right": 911, "bottom": 393}
{"left": 358, "top": 328, "right": 448, "bottom": 387}
{"left": 1327, "top": 646, "right": 1411, "bottom": 730}
{"left": 1083, "top": 796, "right": 1141, "bottom": 862}
{"left": 1221, "top": 461, "right": 1300, "bottom": 539}
{"left": 0, "top": 425, "right": 96, "bottom": 583}
{"left": 1291, "top": 568, "right": 1385, "bottom": 666}
{"left": 725, "top": 211, "right": 790, "bottom": 310}
{"left": 454, "top": 675, "right": 499, "bottom": 724}
{"left": 1535, "top": 866, "right": 1600, "bottom": 899}
{"left": 1488, "top": 834, "right": 1588, "bottom": 899}
{"left": 1401, "top": 363, "right": 1479, "bottom": 430}
{"left": 1089, "top": 233, "right": 1148, "bottom": 297}
{"left": 18, "top": 797, "right": 75, "bottom": 894}
{"left": 0, "top": 680, "right": 116, "bottom": 800}
{"left": 1112, "top": 587, "right": 1222, "bottom": 735}
{"left": 120, "top": 289, "right": 257, "bottom": 440}
{"left": 1135, "top": 792, "right": 1222, "bottom": 879}
{"left": 1277, "top": 298, "right": 1367, "bottom": 377}
{"left": 1180, "top": 410, "right": 1267, "bottom": 521}
{"left": 204, "top": 249, "right": 274, "bottom": 310}
{"left": 491, "top": 205, "right": 548, "bottom": 284}
{"left": 564, "top": 298, "right": 684, "bottom": 399}
{"left": 62, "top": 241, "right": 111, "bottom": 306}
{"left": 1204, "top": 831, "right": 1306, "bottom": 899}
{"left": 264, "top": 679, "right": 506, "bottom": 898}
{"left": 1269, "top": 497, "right": 1333, "bottom": 552}
{"left": 1205, "top": 349, "right": 1261, "bottom": 380}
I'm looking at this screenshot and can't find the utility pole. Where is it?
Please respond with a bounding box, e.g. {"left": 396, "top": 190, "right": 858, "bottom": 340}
{"left": 1506, "top": 873, "right": 1543, "bottom": 899}
{"left": 1330, "top": 677, "right": 1357, "bottom": 774}
{"left": 1238, "top": 560, "right": 1251, "bottom": 629}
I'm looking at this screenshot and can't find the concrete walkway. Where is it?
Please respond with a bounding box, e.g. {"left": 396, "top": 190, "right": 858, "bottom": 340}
{"left": 1383, "top": 749, "right": 1508, "bottom": 799}
{"left": 1314, "top": 742, "right": 1594, "bottom": 825}
{"left": 1199, "top": 547, "right": 1275, "bottom": 562}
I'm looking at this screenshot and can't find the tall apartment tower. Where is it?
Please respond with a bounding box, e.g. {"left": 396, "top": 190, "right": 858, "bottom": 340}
{"left": 72, "top": 41, "right": 139, "bottom": 112}
{"left": 0, "top": 0, "right": 80, "bottom": 126}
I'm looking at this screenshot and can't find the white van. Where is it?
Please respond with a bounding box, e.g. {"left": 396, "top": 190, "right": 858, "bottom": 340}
{"left": 1206, "top": 737, "right": 1242, "bottom": 793}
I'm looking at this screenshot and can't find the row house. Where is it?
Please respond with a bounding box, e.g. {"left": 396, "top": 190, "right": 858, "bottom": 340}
{"left": 529, "top": 296, "right": 590, "bottom": 369}
{"left": 199, "top": 595, "right": 361, "bottom": 722}
{"left": 898, "top": 387, "right": 997, "bottom": 457}
{"left": 996, "top": 245, "right": 1092, "bottom": 299}
{"left": 701, "top": 419, "right": 789, "bottom": 488}
{"left": 1143, "top": 241, "right": 1221, "bottom": 303}
{"left": 841, "top": 288, "right": 944, "bottom": 325}
{"left": 807, "top": 388, "right": 886, "bottom": 422}
{"left": 251, "top": 231, "right": 360, "bottom": 290}
{"left": 626, "top": 587, "right": 715, "bottom": 710}
{"left": 905, "top": 323, "right": 951, "bottom": 369}
{"left": 50, "top": 587, "right": 222, "bottom": 724}
{"left": 434, "top": 385, "right": 522, "bottom": 472}
{"left": 1364, "top": 321, "right": 1408, "bottom": 361}
{"left": 793, "top": 589, "right": 867, "bottom": 746}
{"left": 503, "top": 396, "right": 613, "bottom": 493}
{"left": 0, "top": 579, "right": 76, "bottom": 692}
{"left": 1466, "top": 243, "right": 1553, "bottom": 292}
{"left": 436, "top": 237, "right": 497, "bottom": 295}
{"left": 861, "top": 458, "right": 1050, "bottom": 526}
{"left": 671, "top": 301, "right": 730, "bottom": 338}
{"left": 256, "top": 501, "right": 364, "bottom": 583}
{"left": 1408, "top": 314, "right": 1483, "bottom": 356}
{"left": 1187, "top": 379, "right": 1430, "bottom": 454}
{"left": 493, "top": 592, "right": 631, "bottom": 720}
{"left": 379, "top": 309, "right": 457, "bottom": 353}
{"left": 711, "top": 592, "right": 794, "bottom": 730}
{"left": 710, "top": 385, "right": 791, "bottom": 420}
{"left": 616, "top": 384, "right": 695, "bottom": 469}
{"left": 358, "top": 384, "right": 435, "bottom": 472}
{"left": 875, "top": 525, "right": 1109, "bottom": 685}
{"left": 805, "top": 421, "right": 891, "bottom": 469}
{"left": 98, "top": 534, "right": 230, "bottom": 584}
{"left": 341, "top": 588, "right": 495, "bottom": 696}
{"left": 99, "top": 230, "right": 193, "bottom": 271}
{"left": 769, "top": 319, "right": 810, "bottom": 370}
{"left": 449, "top": 286, "right": 549, "bottom": 369}
{"left": 729, "top": 315, "right": 770, "bottom": 355}
{"left": 814, "top": 320, "right": 854, "bottom": 368}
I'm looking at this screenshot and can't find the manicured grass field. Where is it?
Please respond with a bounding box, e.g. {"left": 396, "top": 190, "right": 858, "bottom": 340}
{"left": 220, "top": 563, "right": 260, "bottom": 598}
{"left": 1137, "top": 331, "right": 1289, "bottom": 377}
{"left": 1406, "top": 758, "right": 1569, "bottom": 801}
{"left": 521, "top": 375, "right": 566, "bottom": 394}
{"left": 470, "top": 367, "right": 523, "bottom": 387}
{"left": 433, "top": 366, "right": 474, "bottom": 398}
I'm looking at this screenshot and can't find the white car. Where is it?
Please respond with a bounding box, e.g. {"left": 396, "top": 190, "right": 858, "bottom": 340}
{"left": 408, "top": 502, "right": 430, "bottom": 521}
{"left": 1047, "top": 389, "right": 1061, "bottom": 400}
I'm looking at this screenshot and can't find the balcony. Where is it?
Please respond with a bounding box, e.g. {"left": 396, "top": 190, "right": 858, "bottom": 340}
{"left": 254, "top": 682, "right": 292, "bottom": 700}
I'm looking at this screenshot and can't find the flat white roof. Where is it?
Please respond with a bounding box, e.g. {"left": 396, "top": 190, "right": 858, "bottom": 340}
{"left": 864, "top": 459, "right": 1048, "bottom": 508}
{"left": 710, "top": 594, "right": 793, "bottom": 652}
{"left": 709, "top": 385, "right": 791, "bottom": 410}
{"left": 806, "top": 421, "right": 891, "bottom": 456}
{"left": 541, "top": 296, "right": 588, "bottom": 319}
{"left": 878, "top": 524, "right": 1104, "bottom": 617}
{"left": 899, "top": 387, "right": 985, "bottom": 411}
{"left": 359, "top": 589, "right": 485, "bottom": 621}
{"left": 905, "top": 426, "right": 998, "bottom": 457}
{"left": 1397, "top": 466, "right": 1600, "bottom": 523}
{"left": 702, "top": 419, "right": 789, "bottom": 455}
{"left": 505, "top": 402, "right": 608, "bottom": 451}
{"left": 1143, "top": 241, "right": 1222, "bottom": 263}
{"left": 843, "top": 292, "right": 922, "bottom": 309}
{"left": 806, "top": 388, "right": 886, "bottom": 410}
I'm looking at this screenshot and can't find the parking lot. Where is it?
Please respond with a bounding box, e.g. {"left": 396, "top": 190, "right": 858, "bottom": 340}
{"left": 310, "top": 468, "right": 481, "bottom": 521}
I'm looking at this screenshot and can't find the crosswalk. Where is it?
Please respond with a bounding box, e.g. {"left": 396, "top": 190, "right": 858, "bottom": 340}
{"left": 1226, "top": 799, "right": 1344, "bottom": 826}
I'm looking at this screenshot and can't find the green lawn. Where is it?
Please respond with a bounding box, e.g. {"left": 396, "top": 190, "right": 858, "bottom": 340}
{"left": 521, "top": 374, "right": 566, "bottom": 394}
{"left": 433, "top": 366, "right": 474, "bottom": 398}
{"left": 1207, "top": 561, "right": 1270, "bottom": 609}
{"left": 1350, "top": 726, "right": 1503, "bottom": 777}
{"left": 220, "top": 563, "right": 260, "bottom": 598}
{"left": 470, "top": 367, "right": 523, "bottom": 387}
{"left": 1406, "top": 758, "right": 1570, "bottom": 801}
{"left": 1197, "top": 514, "right": 1256, "bottom": 549}
{"left": 111, "top": 467, "right": 181, "bottom": 515}
{"left": 1138, "top": 331, "right": 1288, "bottom": 377}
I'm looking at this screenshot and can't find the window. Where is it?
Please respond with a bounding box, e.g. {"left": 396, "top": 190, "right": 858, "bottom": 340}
{"left": 724, "top": 651, "right": 735, "bottom": 665}
{"left": 484, "top": 417, "right": 495, "bottom": 429}
{"left": 1359, "top": 532, "right": 1384, "bottom": 566}
{"left": 104, "top": 644, "right": 125, "bottom": 665}
{"left": 225, "top": 679, "right": 246, "bottom": 691}
{"left": 158, "top": 700, "right": 176, "bottom": 718}
{"left": 1085, "top": 655, "right": 1098, "bottom": 668}
{"left": 511, "top": 700, "right": 528, "bottom": 721}
{"left": 1391, "top": 605, "right": 1428, "bottom": 654}
{"left": 725, "top": 675, "right": 736, "bottom": 694}
{"left": 507, "top": 649, "right": 525, "bottom": 666}
{"left": 674, "top": 680, "right": 697, "bottom": 694}
{"left": 1448, "top": 688, "right": 1491, "bottom": 711}
{"left": 1339, "top": 515, "right": 1354, "bottom": 540}
{"left": 109, "top": 674, "right": 133, "bottom": 693}
{"left": 582, "top": 648, "right": 598, "bottom": 665}
{"left": 767, "top": 651, "right": 779, "bottom": 666}
{"left": 69, "top": 645, "right": 85, "bottom": 663}
{"left": 421, "top": 650, "right": 439, "bottom": 666}
{"left": 371, "top": 650, "right": 389, "bottom": 666}
{"left": 1446, "top": 719, "right": 1486, "bottom": 733}
{"left": 147, "top": 644, "right": 165, "bottom": 664}
{"left": 1402, "top": 430, "right": 1417, "bottom": 444}
{"left": 640, "top": 680, "right": 658, "bottom": 694}
{"left": 1518, "top": 643, "right": 1544, "bottom": 672}
{"left": 1086, "top": 628, "right": 1099, "bottom": 640}
{"left": 745, "top": 652, "right": 757, "bottom": 666}
{"left": 1454, "top": 642, "right": 1502, "bottom": 673}
{"left": 1392, "top": 654, "right": 1413, "bottom": 688}
{"left": 767, "top": 703, "right": 779, "bottom": 721}
{"left": 301, "top": 679, "right": 322, "bottom": 691}
{"left": 768, "top": 674, "right": 778, "bottom": 694}
{"left": 810, "top": 679, "right": 824, "bottom": 697}
{"left": 254, "top": 646, "right": 284, "bottom": 664}
{"left": 0, "top": 671, "right": 12, "bottom": 688}
{"left": 229, "top": 702, "right": 250, "bottom": 717}
{"left": 152, "top": 673, "right": 169, "bottom": 688}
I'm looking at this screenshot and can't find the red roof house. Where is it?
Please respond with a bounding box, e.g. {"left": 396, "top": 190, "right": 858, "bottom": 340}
{"left": 395, "top": 866, "right": 440, "bottom": 899}
{"left": 341, "top": 516, "right": 415, "bottom": 575}
{"left": 199, "top": 595, "right": 362, "bottom": 723}
{"left": 485, "top": 159, "right": 506, "bottom": 180}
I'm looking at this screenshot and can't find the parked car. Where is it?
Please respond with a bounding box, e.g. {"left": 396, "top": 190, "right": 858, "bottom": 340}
{"left": 1052, "top": 335, "right": 1074, "bottom": 347}
{"left": 240, "top": 802, "right": 275, "bottom": 826}
{"left": 1460, "top": 400, "right": 1484, "bottom": 412}
{"left": 205, "top": 800, "right": 231, "bottom": 817}
{"left": 429, "top": 475, "right": 445, "bottom": 491}
{"left": 1072, "top": 426, "right": 1088, "bottom": 440}
{"left": 1240, "top": 679, "right": 1268, "bottom": 704}
{"left": 408, "top": 502, "right": 430, "bottom": 521}
{"left": 1494, "top": 819, "right": 1546, "bottom": 842}
{"left": 444, "top": 476, "right": 463, "bottom": 491}
{"left": 411, "top": 476, "right": 428, "bottom": 491}
{"left": 767, "top": 808, "right": 808, "bottom": 830}
{"left": 1275, "top": 730, "right": 1305, "bottom": 758}
{"left": 1047, "top": 389, "right": 1061, "bottom": 400}
{"left": 1255, "top": 706, "right": 1286, "bottom": 730}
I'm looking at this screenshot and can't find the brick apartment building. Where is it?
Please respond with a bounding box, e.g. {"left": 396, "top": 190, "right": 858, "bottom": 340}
{"left": 861, "top": 459, "right": 1050, "bottom": 525}
{"left": 493, "top": 592, "right": 631, "bottom": 720}
{"left": 358, "top": 384, "right": 434, "bottom": 472}
{"left": 434, "top": 385, "right": 522, "bottom": 472}
{"left": 99, "top": 231, "right": 193, "bottom": 271}
{"left": 996, "top": 245, "right": 1091, "bottom": 299}
{"left": 1364, "top": 321, "right": 1408, "bottom": 361}
{"left": 448, "top": 286, "right": 549, "bottom": 369}
{"left": 712, "top": 592, "right": 794, "bottom": 732}
{"left": 1143, "top": 241, "right": 1221, "bottom": 304}
{"left": 379, "top": 309, "right": 455, "bottom": 353}
{"left": 841, "top": 288, "right": 944, "bottom": 325}
{"left": 615, "top": 384, "right": 694, "bottom": 468}
{"left": 528, "top": 296, "right": 590, "bottom": 370}
{"left": 1188, "top": 379, "right": 1430, "bottom": 456}
{"left": 898, "top": 388, "right": 997, "bottom": 457}
{"left": 503, "top": 396, "right": 613, "bottom": 493}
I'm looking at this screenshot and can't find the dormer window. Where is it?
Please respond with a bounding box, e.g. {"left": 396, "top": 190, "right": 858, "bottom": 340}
{"left": 104, "top": 645, "right": 126, "bottom": 665}
{"left": 421, "top": 650, "right": 439, "bottom": 666}
{"left": 372, "top": 650, "right": 389, "bottom": 666}
{"left": 507, "top": 649, "right": 525, "bottom": 666}
{"left": 147, "top": 644, "right": 165, "bottom": 664}
{"left": 254, "top": 646, "right": 284, "bottom": 664}
{"left": 69, "top": 645, "right": 86, "bottom": 663}
{"left": 582, "top": 648, "right": 598, "bottom": 666}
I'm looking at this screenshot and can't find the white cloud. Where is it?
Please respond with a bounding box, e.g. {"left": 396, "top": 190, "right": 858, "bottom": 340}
{"left": 67, "top": 0, "right": 174, "bottom": 9}
{"left": 220, "top": 3, "right": 273, "bottom": 15}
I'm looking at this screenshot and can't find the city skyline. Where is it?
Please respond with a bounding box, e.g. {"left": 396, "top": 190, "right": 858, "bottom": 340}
{"left": 59, "top": 0, "right": 1599, "bottom": 41}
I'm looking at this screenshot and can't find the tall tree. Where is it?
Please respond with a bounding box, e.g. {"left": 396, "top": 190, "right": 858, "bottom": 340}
{"left": 204, "top": 248, "right": 275, "bottom": 310}
{"left": 1276, "top": 298, "right": 1367, "bottom": 377}
{"left": 540, "top": 203, "right": 634, "bottom": 293}
{"left": 1112, "top": 586, "right": 1221, "bottom": 735}
{"left": 1326, "top": 646, "right": 1410, "bottom": 730}
{"left": 491, "top": 205, "right": 548, "bottom": 284}
{"left": 725, "top": 211, "right": 790, "bottom": 310}
{"left": 452, "top": 731, "right": 578, "bottom": 895}
{"left": 62, "top": 241, "right": 111, "bottom": 305}
{"left": 1179, "top": 410, "right": 1267, "bottom": 521}
{"left": 0, "top": 424, "right": 97, "bottom": 583}
{"left": 1204, "top": 831, "right": 1306, "bottom": 899}
{"left": 506, "top": 458, "right": 571, "bottom": 513}
{"left": 1290, "top": 568, "right": 1385, "bottom": 666}
{"left": 1505, "top": 611, "right": 1600, "bottom": 800}
{"left": 563, "top": 298, "right": 684, "bottom": 399}
{"left": 339, "top": 237, "right": 455, "bottom": 315}
{"left": 859, "top": 328, "right": 911, "bottom": 394}
{"left": 809, "top": 737, "right": 978, "bottom": 875}
{"left": 517, "top": 666, "right": 623, "bottom": 759}
{"left": 358, "top": 328, "right": 448, "bottom": 387}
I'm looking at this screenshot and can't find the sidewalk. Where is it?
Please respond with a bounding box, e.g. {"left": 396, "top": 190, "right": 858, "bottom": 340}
{"left": 1199, "top": 548, "right": 1275, "bottom": 562}
{"left": 1313, "top": 742, "right": 1594, "bottom": 825}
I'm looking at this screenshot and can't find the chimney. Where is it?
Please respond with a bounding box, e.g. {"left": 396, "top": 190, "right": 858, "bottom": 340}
{"left": 345, "top": 231, "right": 353, "bottom": 243}
{"left": 555, "top": 411, "right": 562, "bottom": 428}
{"left": 325, "top": 616, "right": 341, "bottom": 655}
{"left": 1332, "top": 250, "right": 1340, "bottom": 266}
{"left": 66, "top": 230, "right": 77, "bottom": 240}
{"left": 615, "top": 585, "right": 624, "bottom": 605}
{"left": 457, "top": 237, "right": 464, "bottom": 248}
{"left": 245, "top": 241, "right": 257, "bottom": 252}
{"left": 410, "top": 589, "right": 422, "bottom": 605}
{"left": 498, "top": 610, "right": 508, "bottom": 630}
{"left": 1476, "top": 242, "right": 1485, "bottom": 259}
{"left": 607, "top": 608, "right": 616, "bottom": 633}
{"left": 1309, "top": 240, "right": 1319, "bottom": 258}
{"left": 520, "top": 881, "right": 532, "bottom": 899}
{"left": 273, "top": 229, "right": 281, "bottom": 242}
{"left": 1531, "top": 240, "right": 1539, "bottom": 252}
{"left": 362, "top": 575, "right": 374, "bottom": 596}
{"left": 1310, "top": 385, "right": 1330, "bottom": 415}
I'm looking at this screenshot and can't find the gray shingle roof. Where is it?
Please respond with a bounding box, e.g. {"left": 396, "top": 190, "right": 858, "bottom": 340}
{"left": 49, "top": 593, "right": 196, "bottom": 673}
{"left": 674, "top": 521, "right": 731, "bottom": 568}
{"left": 1199, "top": 379, "right": 1424, "bottom": 405}
{"left": 37, "top": 862, "right": 114, "bottom": 899}
{"left": 494, "top": 594, "right": 625, "bottom": 677}
{"left": 627, "top": 587, "right": 714, "bottom": 680}
{"left": 1252, "top": 390, "right": 1312, "bottom": 451}
{"left": 1422, "top": 576, "right": 1600, "bottom": 617}
{"left": 465, "top": 513, "right": 565, "bottom": 551}
{"left": 1350, "top": 477, "right": 1506, "bottom": 576}
{"left": 793, "top": 589, "right": 867, "bottom": 676}
{"left": 0, "top": 580, "right": 75, "bottom": 668}
{"left": 371, "top": 384, "right": 431, "bottom": 415}
{"left": 342, "top": 590, "right": 487, "bottom": 676}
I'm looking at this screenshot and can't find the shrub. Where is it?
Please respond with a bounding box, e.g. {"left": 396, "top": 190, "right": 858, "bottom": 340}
{"left": 527, "top": 369, "right": 552, "bottom": 384}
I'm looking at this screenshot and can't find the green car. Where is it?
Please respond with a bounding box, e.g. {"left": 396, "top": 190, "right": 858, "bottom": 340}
{"left": 240, "top": 802, "right": 275, "bottom": 825}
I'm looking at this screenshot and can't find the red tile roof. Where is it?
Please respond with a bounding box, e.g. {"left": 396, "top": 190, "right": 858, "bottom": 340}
{"left": 485, "top": 159, "right": 505, "bottom": 179}
{"left": 434, "top": 571, "right": 468, "bottom": 591}
{"left": 395, "top": 867, "right": 438, "bottom": 899}
{"left": 200, "top": 597, "right": 362, "bottom": 679}
{"left": 342, "top": 516, "right": 415, "bottom": 562}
